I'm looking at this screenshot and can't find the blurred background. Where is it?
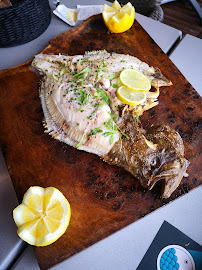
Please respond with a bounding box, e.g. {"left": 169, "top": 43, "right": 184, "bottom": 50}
{"left": 108, "top": 0, "right": 202, "bottom": 38}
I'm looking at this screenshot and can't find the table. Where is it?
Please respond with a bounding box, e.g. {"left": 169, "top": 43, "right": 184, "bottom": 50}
{"left": 0, "top": 1, "right": 201, "bottom": 270}
{"left": 0, "top": 0, "right": 182, "bottom": 70}
{"left": 170, "top": 34, "right": 202, "bottom": 96}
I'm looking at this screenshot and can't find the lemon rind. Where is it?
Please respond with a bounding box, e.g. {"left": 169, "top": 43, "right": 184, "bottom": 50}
{"left": 13, "top": 186, "right": 71, "bottom": 247}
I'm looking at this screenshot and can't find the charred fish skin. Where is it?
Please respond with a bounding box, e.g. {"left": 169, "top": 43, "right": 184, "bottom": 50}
{"left": 103, "top": 114, "right": 190, "bottom": 199}
{"left": 32, "top": 50, "right": 188, "bottom": 199}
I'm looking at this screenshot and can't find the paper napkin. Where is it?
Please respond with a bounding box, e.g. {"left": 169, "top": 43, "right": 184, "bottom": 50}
{"left": 53, "top": 4, "right": 104, "bottom": 26}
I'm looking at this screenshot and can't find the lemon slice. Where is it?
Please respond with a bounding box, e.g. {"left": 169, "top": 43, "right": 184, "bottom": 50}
{"left": 102, "top": 1, "right": 135, "bottom": 33}
{"left": 13, "top": 186, "right": 71, "bottom": 247}
{"left": 120, "top": 69, "right": 151, "bottom": 91}
{"left": 117, "top": 86, "right": 146, "bottom": 106}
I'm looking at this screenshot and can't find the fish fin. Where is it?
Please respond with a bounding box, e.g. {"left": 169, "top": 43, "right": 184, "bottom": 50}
{"left": 152, "top": 67, "right": 172, "bottom": 88}
{"left": 45, "top": 95, "right": 85, "bottom": 144}
{"left": 162, "top": 158, "right": 190, "bottom": 199}
{"left": 46, "top": 95, "right": 66, "bottom": 129}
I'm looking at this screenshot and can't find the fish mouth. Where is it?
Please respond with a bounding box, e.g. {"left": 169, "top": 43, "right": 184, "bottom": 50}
{"left": 148, "top": 158, "right": 190, "bottom": 199}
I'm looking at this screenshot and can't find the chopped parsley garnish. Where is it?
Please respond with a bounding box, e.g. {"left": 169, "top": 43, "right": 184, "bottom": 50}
{"left": 76, "top": 141, "right": 82, "bottom": 148}
{"left": 103, "top": 132, "right": 113, "bottom": 137}
{"left": 102, "top": 59, "right": 107, "bottom": 67}
{"left": 90, "top": 128, "right": 103, "bottom": 136}
{"left": 73, "top": 68, "right": 91, "bottom": 82}
{"left": 77, "top": 59, "right": 91, "bottom": 65}
{"left": 104, "top": 119, "right": 129, "bottom": 139}
{"left": 60, "top": 69, "right": 70, "bottom": 76}
{"left": 88, "top": 109, "right": 98, "bottom": 120}
{"left": 91, "top": 109, "right": 98, "bottom": 117}
{"left": 109, "top": 134, "right": 114, "bottom": 145}
{"left": 108, "top": 75, "right": 117, "bottom": 80}
{"left": 75, "top": 68, "right": 91, "bottom": 77}
{"left": 108, "top": 112, "right": 116, "bottom": 121}
{"left": 79, "top": 90, "right": 90, "bottom": 105}
{"left": 96, "top": 67, "right": 102, "bottom": 78}
{"left": 134, "top": 114, "right": 140, "bottom": 123}
{"left": 112, "top": 84, "right": 118, "bottom": 88}
{"left": 55, "top": 61, "right": 66, "bottom": 68}
{"left": 52, "top": 73, "right": 59, "bottom": 81}
{"left": 76, "top": 134, "right": 85, "bottom": 148}
{"left": 104, "top": 119, "right": 116, "bottom": 130}
{"left": 89, "top": 118, "right": 128, "bottom": 144}
{"left": 121, "top": 131, "right": 129, "bottom": 139}
{"left": 96, "top": 88, "right": 110, "bottom": 105}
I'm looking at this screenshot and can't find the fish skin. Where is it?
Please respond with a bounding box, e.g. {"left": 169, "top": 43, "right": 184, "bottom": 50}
{"left": 32, "top": 50, "right": 188, "bottom": 198}
{"left": 104, "top": 115, "right": 189, "bottom": 198}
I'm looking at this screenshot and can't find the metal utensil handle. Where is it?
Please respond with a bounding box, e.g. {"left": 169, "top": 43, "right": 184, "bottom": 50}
{"left": 53, "top": 0, "right": 60, "bottom": 7}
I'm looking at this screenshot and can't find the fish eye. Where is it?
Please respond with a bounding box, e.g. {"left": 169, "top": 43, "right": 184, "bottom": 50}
{"left": 151, "top": 158, "right": 157, "bottom": 166}
{"left": 184, "top": 259, "right": 189, "bottom": 264}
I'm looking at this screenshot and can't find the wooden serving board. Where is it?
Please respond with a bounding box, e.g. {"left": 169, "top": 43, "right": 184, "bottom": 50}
{"left": 0, "top": 15, "right": 201, "bottom": 269}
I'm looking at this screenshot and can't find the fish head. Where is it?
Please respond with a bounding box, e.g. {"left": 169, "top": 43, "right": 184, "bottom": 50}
{"left": 143, "top": 125, "right": 190, "bottom": 198}
{"left": 146, "top": 154, "right": 190, "bottom": 199}
{"left": 114, "top": 115, "right": 189, "bottom": 199}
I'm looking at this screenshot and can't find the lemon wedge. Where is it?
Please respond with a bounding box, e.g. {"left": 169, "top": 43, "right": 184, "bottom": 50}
{"left": 102, "top": 1, "right": 135, "bottom": 33}
{"left": 67, "top": 8, "right": 77, "bottom": 23}
{"left": 111, "top": 0, "right": 121, "bottom": 10}
{"left": 120, "top": 69, "right": 151, "bottom": 91}
{"left": 117, "top": 86, "right": 146, "bottom": 106}
{"left": 13, "top": 186, "right": 71, "bottom": 246}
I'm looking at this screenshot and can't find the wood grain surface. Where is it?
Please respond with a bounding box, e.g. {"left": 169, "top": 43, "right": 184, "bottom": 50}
{"left": 0, "top": 14, "right": 201, "bottom": 269}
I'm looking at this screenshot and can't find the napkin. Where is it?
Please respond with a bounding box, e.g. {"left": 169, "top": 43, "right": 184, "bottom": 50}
{"left": 77, "top": 5, "right": 104, "bottom": 21}
{"left": 53, "top": 4, "right": 104, "bottom": 26}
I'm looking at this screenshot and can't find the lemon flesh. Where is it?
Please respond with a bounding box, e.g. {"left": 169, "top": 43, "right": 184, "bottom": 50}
{"left": 102, "top": 1, "right": 135, "bottom": 33}
{"left": 67, "top": 9, "right": 77, "bottom": 23}
{"left": 117, "top": 86, "right": 146, "bottom": 106}
{"left": 111, "top": 0, "right": 121, "bottom": 10}
{"left": 13, "top": 186, "right": 71, "bottom": 246}
{"left": 120, "top": 69, "right": 151, "bottom": 91}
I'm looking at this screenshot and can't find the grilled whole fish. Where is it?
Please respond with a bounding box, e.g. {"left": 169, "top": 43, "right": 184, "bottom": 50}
{"left": 32, "top": 50, "right": 189, "bottom": 198}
